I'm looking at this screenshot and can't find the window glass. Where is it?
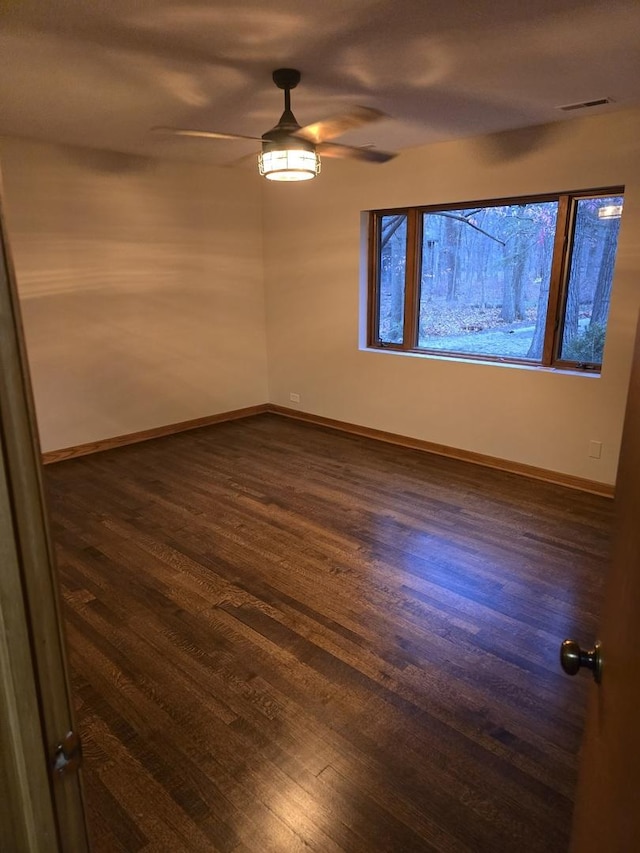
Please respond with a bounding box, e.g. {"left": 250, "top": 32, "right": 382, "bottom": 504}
{"left": 377, "top": 214, "right": 407, "bottom": 344}
{"left": 368, "top": 188, "right": 624, "bottom": 371}
{"left": 418, "top": 201, "right": 558, "bottom": 360}
{"left": 559, "top": 195, "right": 624, "bottom": 364}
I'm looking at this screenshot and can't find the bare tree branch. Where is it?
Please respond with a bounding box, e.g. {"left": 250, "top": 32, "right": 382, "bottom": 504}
{"left": 380, "top": 214, "right": 406, "bottom": 248}
{"left": 431, "top": 212, "right": 506, "bottom": 246}
{"left": 380, "top": 209, "right": 506, "bottom": 253}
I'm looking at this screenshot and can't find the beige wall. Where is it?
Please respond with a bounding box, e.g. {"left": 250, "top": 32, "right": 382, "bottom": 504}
{"left": 262, "top": 108, "right": 640, "bottom": 486}
{"left": 0, "top": 138, "right": 268, "bottom": 453}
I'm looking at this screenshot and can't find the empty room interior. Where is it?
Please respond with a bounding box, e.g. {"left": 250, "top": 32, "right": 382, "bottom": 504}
{"left": 1, "top": 1, "right": 639, "bottom": 852}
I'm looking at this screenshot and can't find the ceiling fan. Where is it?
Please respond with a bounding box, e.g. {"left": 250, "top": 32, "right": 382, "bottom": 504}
{"left": 154, "top": 68, "right": 397, "bottom": 181}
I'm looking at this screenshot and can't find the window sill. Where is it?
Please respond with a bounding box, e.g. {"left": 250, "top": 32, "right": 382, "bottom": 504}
{"left": 363, "top": 346, "right": 602, "bottom": 377}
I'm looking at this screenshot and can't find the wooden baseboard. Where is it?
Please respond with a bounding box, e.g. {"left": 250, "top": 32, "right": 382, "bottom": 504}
{"left": 41, "top": 402, "right": 615, "bottom": 497}
{"left": 267, "top": 405, "right": 615, "bottom": 498}
{"left": 41, "top": 405, "right": 270, "bottom": 464}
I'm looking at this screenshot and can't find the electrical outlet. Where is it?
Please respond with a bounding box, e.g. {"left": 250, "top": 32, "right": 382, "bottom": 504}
{"left": 289, "top": 392, "right": 301, "bottom": 404}
{"left": 589, "top": 440, "right": 602, "bottom": 459}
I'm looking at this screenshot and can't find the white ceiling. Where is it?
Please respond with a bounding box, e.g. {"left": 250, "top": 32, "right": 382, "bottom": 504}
{"left": 1, "top": 0, "right": 639, "bottom": 166}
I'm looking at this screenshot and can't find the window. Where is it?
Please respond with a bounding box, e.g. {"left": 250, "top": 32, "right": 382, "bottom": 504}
{"left": 368, "top": 189, "right": 624, "bottom": 370}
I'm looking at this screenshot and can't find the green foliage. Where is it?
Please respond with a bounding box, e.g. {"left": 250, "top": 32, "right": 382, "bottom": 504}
{"left": 563, "top": 323, "right": 606, "bottom": 364}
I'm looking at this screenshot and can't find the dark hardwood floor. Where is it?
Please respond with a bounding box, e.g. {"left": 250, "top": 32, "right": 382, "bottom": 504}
{"left": 45, "top": 414, "right": 613, "bottom": 852}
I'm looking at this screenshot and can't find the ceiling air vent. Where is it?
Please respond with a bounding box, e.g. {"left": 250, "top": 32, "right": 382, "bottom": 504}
{"left": 557, "top": 98, "right": 614, "bottom": 112}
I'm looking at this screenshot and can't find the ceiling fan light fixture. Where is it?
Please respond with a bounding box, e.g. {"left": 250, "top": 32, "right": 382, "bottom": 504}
{"left": 258, "top": 146, "right": 321, "bottom": 182}
{"left": 256, "top": 68, "right": 320, "bottom": 182}
{"left": 598, "top": 204, "right": 623, "bottom": 220}
{"left": 157, "top": 67, "right": 394, "bottom": 178}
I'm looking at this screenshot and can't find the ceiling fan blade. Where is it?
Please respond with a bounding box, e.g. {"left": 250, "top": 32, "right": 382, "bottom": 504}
{"left": 295, "top": 106, "right": 386, "bottom": 144}
{"left": 151, "top": 126, "right": 262, "bottom": 142}
{"left": 223, "top": 151, "right": 259, "bottom": 169}
{"left": 317, "top": 141, "right": 397, "bottom": 163}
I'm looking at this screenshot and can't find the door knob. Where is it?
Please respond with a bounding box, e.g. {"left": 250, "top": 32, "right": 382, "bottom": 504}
{"left": 560, "top": 639, "right": 602, "bottom": 684}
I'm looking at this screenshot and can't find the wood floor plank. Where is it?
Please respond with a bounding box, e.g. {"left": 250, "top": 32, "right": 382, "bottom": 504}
{"left": 45, "top": 414, "right": 613, "bottom": 851}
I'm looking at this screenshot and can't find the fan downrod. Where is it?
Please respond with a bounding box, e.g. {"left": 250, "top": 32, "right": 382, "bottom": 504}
{"left": 272, "top": 68, "right": 301, "bottom": 91}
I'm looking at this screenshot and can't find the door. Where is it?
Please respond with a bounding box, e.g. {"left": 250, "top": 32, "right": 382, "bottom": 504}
{"left": 570, "top": 319, "right": 640, "bottom": 851}
{"left": 0, "top": 179, "right": 89, "bottom": 850}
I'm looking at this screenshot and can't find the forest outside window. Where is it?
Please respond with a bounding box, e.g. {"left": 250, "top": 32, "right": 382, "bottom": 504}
{"left": 368, "top": 189, "right": 624, "bottom": 370}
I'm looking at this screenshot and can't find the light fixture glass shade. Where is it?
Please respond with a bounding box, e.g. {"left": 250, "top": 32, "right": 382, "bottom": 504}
{"left": 258, "top": 148, "right": 321, "bottom": 181}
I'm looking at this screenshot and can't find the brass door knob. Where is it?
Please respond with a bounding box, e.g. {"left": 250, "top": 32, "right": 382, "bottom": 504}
{"left": 560, "top": 639, "right": 602, "bottom": 684}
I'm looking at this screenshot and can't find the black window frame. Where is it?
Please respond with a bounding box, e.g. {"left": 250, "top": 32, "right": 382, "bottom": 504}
{"left": 367, "top": 187, "right": 624, "bottom": 371}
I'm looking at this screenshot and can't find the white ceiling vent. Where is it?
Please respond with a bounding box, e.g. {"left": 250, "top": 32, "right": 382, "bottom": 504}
{"left": 557, "top": 98, "right": 614, "bottom": 112}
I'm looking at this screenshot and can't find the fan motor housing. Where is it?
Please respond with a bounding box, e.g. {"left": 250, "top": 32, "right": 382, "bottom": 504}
{"left": 260, "top": 130, "right": 315, "bottom": 155}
